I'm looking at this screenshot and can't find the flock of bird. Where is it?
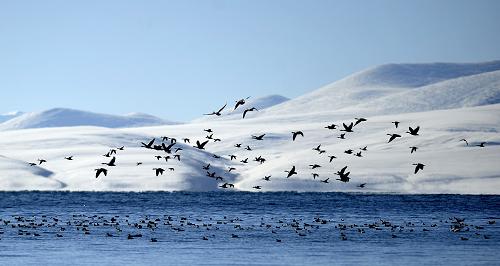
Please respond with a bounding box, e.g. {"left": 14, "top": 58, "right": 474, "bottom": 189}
{"left": 27, "top": 96, "right": 489, "bottom": 191}
{"left": 0, "top": 213, "right": 495, "bottom": 243}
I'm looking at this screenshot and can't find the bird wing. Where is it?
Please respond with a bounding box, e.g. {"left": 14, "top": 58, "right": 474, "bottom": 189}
{"left": 218, "top": 103, "right": 227, "bottom": 113}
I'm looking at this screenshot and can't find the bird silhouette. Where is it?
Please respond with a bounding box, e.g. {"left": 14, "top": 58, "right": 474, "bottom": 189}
{"left": 410, "top": 146, "right": 418, "bottom": 153}
{"left": 117, "top": 146, "right": 124, "bottom": 150}
{"left": 38, "top": 159, "right": 47, "bottom": 165}
{"left": 183, "top": 138, "right": 190, "bottom": 143}
{"left": 102, "top": 157, "right": 116, "bottom": 166}
{"left": 194, "top": 140, "right": 209, "bottom": 150}
{"left": 309, "top": 164, "right": 321, "bottom": 169}
{"left": 340, "top": 123, "right": 354, "bottom": 132}
{"left": 242, "top": 107, "right": 258, "bottom": 118}
{"left": 204, "top": 128, "right": 213, "bottom": 133}
{"left": 325, "top": 124, "right": 338, "bottom": 130}
{"left": 412, "top": 163, "right": 425, "bottom": 174}
{"left": 311, "top": 173, "right": 319, "bottom": 179}
{"left": 358, "top": 183, "right": 366, "bottom": 188}
{"left": 253, "top": 186, "right": 262, "bottom": 190}
{"left": 360, "top": 146, "right": 367, "bottom": 151}
{"left": 234, "top": 143, "right": 242, "bottom": 148}
{"left": 354, "top": 118, "right": 367, "bottom": 126}
{"left": 335, "top": 166, "right": 350, "bottom": 182}
{"left": 460, "top": 139, "right": 469, "bottom": 146}
{"left": 263, "top": 175, "right": 271, "bottom": 181}
{"left": 320, "top": 178, "right": 329, "bottom": 183}
{"left": 291, "top": 131, "right": 304, "bottom": 141}
{"left": 245, "top": 146, "right": 252, "bottom": 151}
{"left": 95, "top": 168, "right": 107, "bottom": 178}
{"left": 252, "top": 134, "right": 266, "bottom": 140}
{"left": 328, "top": 155, "right": 337, "bottom": 163}
{"left": 477, "top": 142, "right": 486, "bottom": 147}
{"left": 312, "top": 144, "right": 322, "bottom": 152}
{"left": 64, "top": 156, "right": 73, "bottom": 160}
{"left": 202, "top": 163, "right": 210, "bottom": 170}
{"left": 229, "top": 155, "right": 237, "bottom": 160}
{"left": 153, "top": 168, "right": 165, "bottom": 176}
{"left": 387, "top": 134, "right": 401, "bottom": 143}
{"left": 392, "top": 121, "right": 400, "bottom": 128}
{"left": 204, "top": 103, "right": 227, "bottom": 116}
{"left": 285, "top": 166, "right": 297, "bottom": 178}
{"left": 141, "top": 138, "right": 155, "bottom": 149}
{"left": 234, "top": 97, "right": 250, "bottom": 110}
{"left": 406, "top": 126, "right": 420, "bottom": 136}
{"left": 338, "top": 133, "right": 346, "bottom": 139}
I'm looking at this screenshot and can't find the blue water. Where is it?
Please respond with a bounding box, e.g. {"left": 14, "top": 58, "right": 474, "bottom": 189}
{"left": 0, "top": 192, "right": 498, "bottom": 265}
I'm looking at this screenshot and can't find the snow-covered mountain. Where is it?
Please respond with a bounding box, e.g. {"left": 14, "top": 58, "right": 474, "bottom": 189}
{"left": 0, "top": 111, "right": 24, "bottom": 123}
{"left": 0, "top": 61, "right": 499, "bottom": 193}
{"left": 0, "top": 108, "right": 177, "bottom": 131}
{"left": 258, "top": 61, "right": 500, "bottom": 117}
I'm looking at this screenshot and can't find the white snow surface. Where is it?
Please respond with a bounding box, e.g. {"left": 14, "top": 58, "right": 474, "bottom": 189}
{"left": 1, "top": 61, "right": 499, "bottom": 194}
{"left": 0, "top": 108, "right": 177, "bottom": 131}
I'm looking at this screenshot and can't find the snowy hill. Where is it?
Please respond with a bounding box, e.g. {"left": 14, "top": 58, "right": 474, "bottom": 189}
{"left": 0, "top": 61, "right": 498, "bottom": 193}
{"left": 259, "top": 61, "right": 500, "bottom": 117}
{"left": 0, "top": 111, "right": 24, "bottom": 123}
{"left": 0, "top": 108, "right": 177, "bottom": 131}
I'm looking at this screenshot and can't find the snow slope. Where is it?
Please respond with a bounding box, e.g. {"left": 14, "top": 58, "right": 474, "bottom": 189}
{"left": 0, "top": 108, "right": 176, "bottom": 131}
{"left": 0, "top": 111, "right": 24, "bottom": 123}
{"left": 0, "top": 61, "right": 498, "bottom": 193}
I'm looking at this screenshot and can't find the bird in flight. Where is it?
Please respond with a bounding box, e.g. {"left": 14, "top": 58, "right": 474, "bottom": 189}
{"left": 328, "top": 155, "right": 337, "bottom": 163}
{"left": 410, "top": 146, "right": 418, "bottom": 153}
{"left": 358, "top": 183, "right": 366, "bottom": 188}
{"left": 335, "top": 166, "right": 350, "bottom": 182}
{"left": 102, "top": 157, "right": 116, "bottom": 167}
{"left": 242, "top": 107, "right": 258, "bottom": 119}
{"left": 252, "top": 134, "right": 266, "bottom": 140}
{"left": 263, "top": 175, "right": 271, "bottom": 181}
{"left": 338, "top": 133, "right": 346, "bottom": 139}
{"left": 153, "top": 168, "right": 165, "bottom": 176}
{"left": 234, "top": 97, "right": 250, "bottom": 110}
{"left": 253, "top": 186, "right": 262, "bottom": 190}
{"left": 477, "top": 142, "right": 486, "bottom": 147}
{"left": 325, "top": 124, "right": 338, "bottom": 130}
{"left": 64, "top": 156, "right": 73, "bottom": 161}
{"left": 354, "top": 118, "right": 367, "bottom": 126}
{"left": 285, "top": 166, "right": 297, "bottom": 178}
{"left": 406, "top": 126, "right": 420, "bottom": 136}
{"left": 95, "top": 168, "right": 107, "bottom": 178}
{"left": 387, "top": 134, "right": 401, "bottom": 143}
{"left": 340, "top": 122, "right": 354, "bottom": 132}
{"left": 141, "top": 138, "right": 155, "bottom": 149}
{"left": 194, "top": 140, "right": 209, "bottom": 150}
{"left": 311, "top": 173, "right": 319, "bottom": 179}
{"left": 38, "top": 159, "right": 47, "bottom": 165}
{"left": 412, "top": 163, "right": 425, "bottom": 174}
{"left": 309, "top": 164, "right": 321, "bottom": 169}
{"left": 205, "top": 103, "right": 227, "bottom": 116}
{"left": 392, "top": 121, "right": 400, "bottom": 128}
{"left": 320, "top": 178, "right": 329, "bottom": 184}
{"left": 291, "top": 131, "right": 304, "bottom": 141}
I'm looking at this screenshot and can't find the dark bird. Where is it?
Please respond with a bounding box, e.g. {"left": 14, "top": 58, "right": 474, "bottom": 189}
{"left": 354, "top": 151, "right": 362, "bottom": 157}
{"left": 229, "top": 155, "right": 237, "bottom": 160}
{"left": 263, "top": 175, "right": 271, "bottom": 181}
{"left": 253, "top": 186, "right": 262, "bottom": 190}
{"left": 412, "top": 163, "right": 425, "bottom": 174}
{"left": 477, "top": 142, "right": 486, "bottom": 147}
{"left": 309, "top": 164, "right": 321, "bottom": 169}
{"left": 234, "top": 143, "right": 242, "bottom": 148}
{"left": 175, "top": 148, "right": 183, "bottom": 153}
{"left": 228, "top": 167, "right": 236, "bottom": 172}
{"left": 109, "top": 149, "right": 117, "bottom": 155}
{"left": 406, "top": 126, "right": 420, "bottom": 136}
{"left": 358, "top": 183, "right": 366, "bottom": 188}
{"left": 234, "top": 97, "right": 250, "bottom": 110}
{"left": 354, "top": 118, "right": 367, "bottom": 126}
{"left": 320, "top": 178, "right": 329, "bottom": 184}
{"left": 291, "top": 131, "right": 304, "bottom": 141}
{"left": 410, "top": 146, "right": 418, "bottom": 153}
{"left": 204, "top": 103, "right": 227, "bottom": 116}
{"left": 206, "top": 171, "right": 216, "bottom": 178}
{"left": 344, "top": 149, "right": 353, "bottom": 154}
{"left": 392, "top": 121, "right": 400, "bottom": 128}
{"left": 155, "top": 155, "right": 162, "bottom": 160}
{"left": 252, "top": 134, "right": 266, "bottom": 140}
{"left": 312, "top": 144, "right": 322, "bottom": 152}
{"left": 183, "top": 138, "right": 190, "bottom": 143}
{"left": 360, "top": 146, "right": 367, "bottom": 151}
{"left": 240, "top": 158, "right": 248, "bottom": 164}
{"left": 242, "top": 107, "right": 258, "bottom": 119}
{"left": 194, "top": 140, "right": 209, "bottom": 150}
{"left": 204, "top": 128, "right": 213, "bottom": 133}
{"left": 328, "top": 155, "right": 337, "bottom": 163}
{"left": 213, "top": 138, "right": 221, "bottom": 142}
{"left": 285, "top": 166, "right": 297, "bottom": 178}
{"left": 102, "top": 157, "right": 116, "bottom": 167}
{"left": 95, "top": 168, "right": 107, "bottom": 178}
{"left": 245, "top": 146, "right": 252, "bottom": 151}
{"left": 103, "top": 152, "right": 111, "bottom": 157}
{"left": 202, "top": 163, "right": 210, "bottom": 170}
{"left": 153, "top": 168, "right": 165, "bottom": 176}
{"left": 338, "top": 133, "right": 346, "bottom": 139}
{"left": 168, "top": 168, "right": 175, "bottom": 171}
{"left": 335, "top": 166, "right": 350, "bottom": 182}
{"left": 38, "top": 159, "right": 47, "bottom": 165}
{"left": 117, "top": 146, "right": 125, "bottom": 150}
{"left": 141, "top": 138, "right": 155, "bottom": 149}
{"left": 325, "top": 124, "right": 338, "bottom": 130}
{"left": 29, "top": 162, "right": 37, "bottom": 166}
{"left": 164, "top": 156, "right": 171, "bottom": 162}
{"left": 460, "top": 139, "right": 469, "bottom": 146}
{"left": 136, "top": 162, "right": 143, "bottom": 166}
{"left": 162, "top": 136, "right": 169, "bottom": 142}
{"left": 206, "top": 133, "right": 213, "bottom": 139}
{"left": 311, "top": 173, "right": 319, "bottom": 179}
{"left": 174, "top": 154, "right": 181, "bottom": 161}
{"left": 64, "top": 156, "right": 73, "bottom": 160}
{"left": 387, "top": 134, "right": 401, "bottom": 143}
{"left": 340, "top": 122, "right": 354, "bottom": 132}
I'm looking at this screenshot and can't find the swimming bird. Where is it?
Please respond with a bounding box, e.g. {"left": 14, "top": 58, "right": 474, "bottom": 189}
{"left": 406, "top": 126, "right": 420, "bottom": 136}
{"left": 194, "top": 140, "right": 209, "bottom": 150}
{"left": 252, "top": 134, "right": 265, "bottom": 140}
{"left": 291, "top": 131, "right": 304, "bottom": 141}
{"left": 354, "top": 118, "right": 367, "bottom": 126}
{"left": 392, "top": 121, "right": 400, "bottom": 128}
{"left": 410, "top": 146, "right": 418, "bottom": 153}
{"left": 340, "top": 122, "right": 354, "bottom": 132}
{"left": 412, "top": 163, "right": 425, "bottom": 174}
{"left": 153, "top": 168, "right": 165, "bottom": 176}
{"left": 204, "top": 103, "right": 227, "bottom": 116}
{"left": 387, "top": 134, "right": 401, "bottom": 143}
{"left": 95, "top": 168, "right": 107, "bottom": 178}
{"left": 285, "top": 166, "right": 297, "bottom": 178}
{"left": 64, "top": 156, "right": 73, "bottom": 160}
{"left": 102, "top": 157, "right": 116, "bottom": 166}
{"left": 460, "top": 139, "right": 469, "bottom": 146}
{"left": 242, "top": 107, "right": 258, "bottom": 119}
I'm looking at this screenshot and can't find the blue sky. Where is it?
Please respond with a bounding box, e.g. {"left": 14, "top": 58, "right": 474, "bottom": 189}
{"left": 1, "top": 0, "right": 499, "bottom": 121}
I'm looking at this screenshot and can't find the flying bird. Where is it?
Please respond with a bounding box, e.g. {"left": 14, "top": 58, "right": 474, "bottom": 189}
{"left": 354, "top": 118, "right": 367, "bottom": 126}
{"left": 234, "top": 97, "right": 250, "bottom": 110}
{"left": 38, "top": 159, "right": 47, "bottom": 165}
{"left": 325, "top": 124, "right": 338, "bottom": 130}
{"left": 328, "top": 155, "right": 337, "bottom": 163}
{"left": 392, "top": 121, "right": 400, "bottom": 128}
{"left": 412, "top": 163, "right": 425, "bottom": 174}
{"left": 64, "top": 156, "right": 73, "bottom": 161}
{"left": 102, "top": 157, "right": 116, "bottom": 166}
{"left": 410, "top": 146, "right": 418, "bottom": 153}
{"left": 291, "top": 131, "right": 304, "bottom": 141}
{"left": 387, "top": 134, "right": 401, "bottom": 143}
{"left": 153, "top": 168, "right": 165, "bottom": 176}
{"left": 309, "top": 164, "right": 321, "bottom": 169}
{"left": 460, "top": 139, "right": 469, "bottom": 146}
{"left": 263, "top": 175, "right": 271, "bottom": 181}
{"left": 141, "top": 138, "right": 155, "bottom": 149}
{"left": 242, "top": 107, "right": 258, "bottom": 119}
{"left": 358, "top": 183, "right": 366, "bottom": 188}
{"left": 320, "top": 178, "right": 330, "bottom": 184}
{"left": 204, "top": 103, "right": 227, "bottom": 116}
{"left": 252, "top": 134, "right": 266, "bottom": 140}
{"left": 95, "top": 168, "right": 107, "bottom": 178}
{"left": 406, "top": 126, "right": 420, "bottom": 136}
{"left": 477, "top": 142, "right": 486, "bottom": 147}
{"left": 335, "top": 166, "right": 350, "bottom": 182}
{"left": 285, "top": 166, "right": 297, "bottom": 178}
{"left": 340, "top": 123, "right": 354, "bottom": 132}
{"left": 194, "top": 140, "right": 209, "bottom": 150}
